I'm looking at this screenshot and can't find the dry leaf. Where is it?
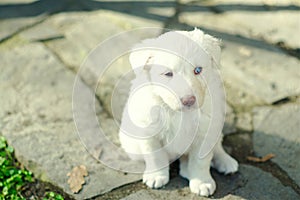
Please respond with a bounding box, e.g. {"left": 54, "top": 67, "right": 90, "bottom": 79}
{"left": 247, "top": 153, "right": 275, "bottom": 163}
{"left": 67, "top": 165, "right": 88, "bottom": 193}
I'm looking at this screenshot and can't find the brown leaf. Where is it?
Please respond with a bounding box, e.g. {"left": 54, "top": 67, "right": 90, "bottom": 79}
{"left": 67, "top": 165, "right": 88, "bottom": 193}
{"left": 247, "top": 153, "right": 275, "bottom": 163}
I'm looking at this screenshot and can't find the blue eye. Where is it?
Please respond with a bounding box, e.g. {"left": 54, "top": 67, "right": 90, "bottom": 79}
{"left": 194, "top": 66, "right": 202, "bottom": 75}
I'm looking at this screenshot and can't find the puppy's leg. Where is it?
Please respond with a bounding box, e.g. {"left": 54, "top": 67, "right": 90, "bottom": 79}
{"left": 211, "top": 136, "right": 238, "bottom": 174}
{"left": 179, "top": 155, "right": 189, "bottom": 179}
{"left": 188, "top": 150, "right": 216, "bottom": 197}
{"left": 141, "top": 139, "right": 169, "bottom": 189}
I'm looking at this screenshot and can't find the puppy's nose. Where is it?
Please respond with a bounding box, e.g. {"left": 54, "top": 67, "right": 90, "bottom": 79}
{"left": 181, "top": 95, "right": 196, "bottom": 107}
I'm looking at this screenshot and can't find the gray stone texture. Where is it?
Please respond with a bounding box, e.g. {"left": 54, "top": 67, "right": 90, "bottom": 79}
{"left": 44, "top": 10, "right": 165, "bottom": 71}
{"left": 20, "top": 23, "right": 63, "bottom": 42}
{"left": 253, "top": 104, "right": 300, "bottom": 186}
{"left": 0, "top": 16, "right": 46, "bottom": 42}
{"left": 0, "top": 0, "right": 71, "bottom": 42}
{"left": 232, "top": 165, "right": 299, "bottom": 199}
{"left": 220, "top": 41, "right": 300, "bottom": 108}
{"left": 180, "top": 0, "right": 300, "bottom": 48}
{"left": 122, "top": 165, "right": 299, "bottom": 200}
{"left": 0, "top": 43, "right": 140, "bottom": 199}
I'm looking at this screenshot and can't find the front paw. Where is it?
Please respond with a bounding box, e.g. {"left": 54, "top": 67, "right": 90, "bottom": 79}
{"left": 143, "top": 171, "right": 169, "bottom": 189}
{"left": 189, "top": 178, "right": 216, "bottom": 197}
{"left": 212, "top": 154, "right": 238, "bottom": 174}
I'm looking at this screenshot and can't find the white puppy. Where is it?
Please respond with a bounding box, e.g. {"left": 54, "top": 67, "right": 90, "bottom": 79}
{"left": 119, "top": 28, "right": 238, "bottom": 196}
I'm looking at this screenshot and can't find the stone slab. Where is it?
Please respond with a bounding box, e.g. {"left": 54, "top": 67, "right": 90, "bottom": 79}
{"left": 232, "top": 165, "right": 299, "bottom": 199}
{"left": 179, "top": 0, "right": 300, "bottom": 48}
{"left": 0, "top": 43, "right": 140, "bottom": 199}
{"left": 44, "top": 10, "right": 166, "bottom": 71}
{"left": 0, "top": 16, "right": 45, "bottom": 42}
{"left": 122, "top": 165, "right": 299, "bottom": 199}
{"left": 0, "top": 0, "right": 73, "bottom": 42}
{"left": 37, "top": 9, "right": 171, "bottom": 124}
{"left": 20, "top": 22, "right": 63, "bottom": 42}
{"left": 253, "top": 104, "right": 300, "bottom": 186}
{"left": 220, "top": 41, "right": 300, "bottom": 108}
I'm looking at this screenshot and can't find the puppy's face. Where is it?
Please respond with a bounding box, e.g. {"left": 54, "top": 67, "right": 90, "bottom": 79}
{"left": 129, "top": 30, "right": 220, "bottom": 111}
{"left": 133, "top": 50, "right": 211, "bottom": 111}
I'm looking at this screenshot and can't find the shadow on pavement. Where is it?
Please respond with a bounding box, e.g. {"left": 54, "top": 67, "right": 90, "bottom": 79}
{"left": 0, "top": 0, "right": 299, "bottom": 19}
{"left": 1, "top": 0, "right": 299, "bottom": 56}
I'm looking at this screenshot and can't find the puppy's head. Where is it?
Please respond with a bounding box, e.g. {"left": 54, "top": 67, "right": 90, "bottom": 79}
{"left": 129, "top": 29, "right": 221, "bottom": 111}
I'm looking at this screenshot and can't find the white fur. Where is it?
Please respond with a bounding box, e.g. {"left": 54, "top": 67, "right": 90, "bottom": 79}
{"left": 119, "top": 28, "right": 238, "bottom": 196}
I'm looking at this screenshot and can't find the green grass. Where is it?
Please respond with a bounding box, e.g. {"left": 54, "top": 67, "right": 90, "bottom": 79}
{"left": 43, "top": 192, "right": 64, "bottom": 200}
{"left": 0, "top": 136, "right": 64, "bottom": 200}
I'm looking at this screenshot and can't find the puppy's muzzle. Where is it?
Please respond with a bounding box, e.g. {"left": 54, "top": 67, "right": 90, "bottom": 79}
{"left": 181, "top": 95, "right": 196, "bottom": 107}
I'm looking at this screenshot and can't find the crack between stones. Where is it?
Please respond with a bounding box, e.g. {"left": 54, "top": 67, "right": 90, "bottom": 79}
{"left": 42, "top": 42, "right": 77, "bottom": 74}
{"left": 0, "top": 0, "right": 73, "bottom": 45}
{"left": 163, "top": 0, "right": 181, "bottom": 29}
{"left": 0, "top": 15, "right": 48, "bottom": 44}
{"left": 233, "top": 132, "right": 300, "bottom": 194}
{"left": 42, "top": 42, "right": 109, "bottom": 119}
{"left": 31, "top": 36, "right": 65, "bottom": 43}
{"left": 271, "top": 95, "right": 300, "bottom": 105}
{"left": 225, "top": 132, "right": 300, "bottom": 196}
{"left": 246, "top": 161, "right": 300, "bottom": 196}
{"left": 274, "top": 41, "right": 300, "bottom": 60}
{"left": 226, "top": 93, "right": 300, "bottom": 114}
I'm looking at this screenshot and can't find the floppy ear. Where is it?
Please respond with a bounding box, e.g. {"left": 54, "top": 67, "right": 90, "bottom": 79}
{"left": 129, "top": 37, "right": 158, "bottom": 73}
{"left": 129, "top": 49, "right": 154, "bottom": 72}
{"left": 202, "top": 34, "right": 222, "bottom": 66}
{"left": 184, "top": 28, "right": 222, "bottom": 66}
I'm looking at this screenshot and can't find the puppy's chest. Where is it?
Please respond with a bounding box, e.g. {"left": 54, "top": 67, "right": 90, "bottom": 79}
{"left": 161, "top": 110, "right": 204, "bottom": 156}
{"left": 169, "top": 111, "right": 199, "bottom": 134}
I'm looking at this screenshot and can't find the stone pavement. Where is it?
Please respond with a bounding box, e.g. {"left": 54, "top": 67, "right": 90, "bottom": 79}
{"left": 0, "top": 0, "right": 299, "bottom": 199}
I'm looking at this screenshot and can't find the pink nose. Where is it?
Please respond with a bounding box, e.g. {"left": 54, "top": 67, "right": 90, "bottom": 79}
{"left": 181, "top": 95, "right": 196, "bottom": 107}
